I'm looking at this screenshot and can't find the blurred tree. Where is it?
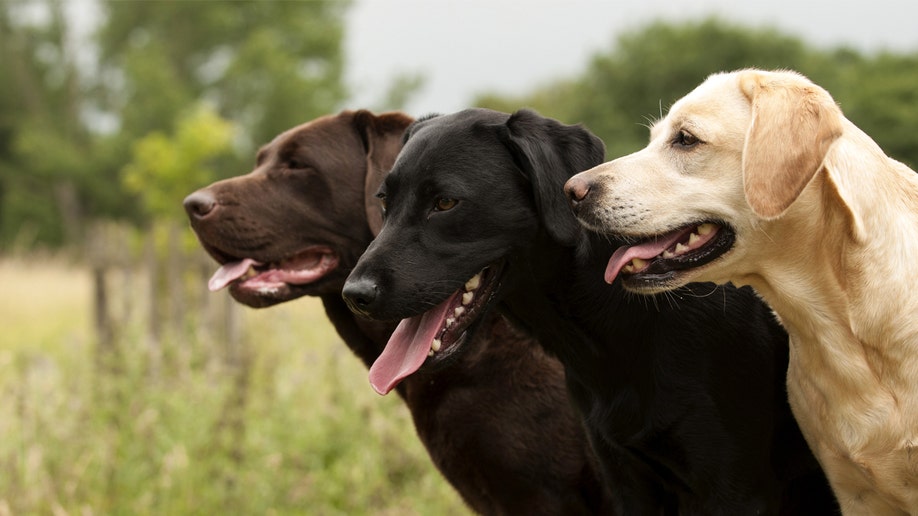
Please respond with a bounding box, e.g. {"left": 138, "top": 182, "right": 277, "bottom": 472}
{"left": 826, "top": 50, "right": 918, "bottom": 168}
{"left": 123, "top": 104, "right": 235, "bottom": 221}
{"left": 0, "top": 0, "right": 104, "bottom": 247}
{"left": 476, "top": 17, "right": 918, "bottom": 169}
{"left": 94, "top": 0, "right": 351, "bottom": 225}
{"left": 478, "top": 18, "right": 825, "bottom": 160}
{"left": 0, "top": 0, "right": 351, "bottom": 250}
{"left": 95, "top": 0, "right": 349, "bottom": 152}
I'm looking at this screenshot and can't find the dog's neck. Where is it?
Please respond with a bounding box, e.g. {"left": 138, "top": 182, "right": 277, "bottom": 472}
{"left": 735, "top": 138, "right": 918, "bottom": 458}
{"left": 743, "top": 131, "right": 918, "bottom": 348}
{"left": 319, "top": 294, "right": 408, "bottom": 399}
{"left": 498, "top": 230, "right": 645, "bottom": 386}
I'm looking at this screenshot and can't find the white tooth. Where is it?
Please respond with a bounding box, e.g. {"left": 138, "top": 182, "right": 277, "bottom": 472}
{"left": 623, "top": 263, "right": 634, "bottom": 273}
{"left": 465, "top": 274, "right": 481, "bottom": 291}
{"left": 675, "top": 243, "right": 690, "bottom": 255}
{"left": 688, "top": 232, "right": 700, "bottom": 246}
{"left": 454, "top": 306, "right": 465, "bottom": 317}
{"left": 446, "top": 317, "right": 455, "bottom": 328}
{"left": 462, "top": 292, "right": 474, "bottom": 305}
{"left": 632, "top": 257, "right": 647, "bottom": 270}
{"left": 428, "top": 349, "right": 435, "bottom": 357}
{"left": 431, "top": 339, "right": 441, "bottom": 352}
{"left": 243, "top": 266, "right": 257, "bottom": 280}
{"left": 662, "top": 249, "right": 675, "bottom": 259}
{"left": 697, "top": 223, "right": 714, "bottom": 236}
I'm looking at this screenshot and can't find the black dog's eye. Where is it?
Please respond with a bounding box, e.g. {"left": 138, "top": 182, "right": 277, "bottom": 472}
{"left": 376, "top": 192, "right": 387, "bottom": 211}
{"left": 434, "top": 198, "right": 458, "bottom": 212}
{"left": 673, "top": 130, "right": 701, "bottom": 149}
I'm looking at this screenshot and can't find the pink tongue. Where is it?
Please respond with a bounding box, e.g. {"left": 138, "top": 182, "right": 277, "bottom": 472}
{"left": 604, "top": 229, "right": 689, "bottom": 284}
{"left": 368, "top": 291, "right": 459, "bottom": 395}
{"left": 208, "top": 258, "right": 261, "bottom": 291}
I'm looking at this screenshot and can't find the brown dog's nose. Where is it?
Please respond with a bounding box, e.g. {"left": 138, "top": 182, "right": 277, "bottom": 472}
{"left": 183, "top": 190, "right": 217, "bottom": 219}
{"left": 565, "top": 175, "right": 592, "bottom": 207}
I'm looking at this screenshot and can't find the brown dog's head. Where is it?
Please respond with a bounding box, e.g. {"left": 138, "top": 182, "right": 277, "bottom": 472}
{"left": 184, "top": 110, "right": 413, "bottom": 307}
{"left": 564, "top": 69, "right": 844, "bottom": 294}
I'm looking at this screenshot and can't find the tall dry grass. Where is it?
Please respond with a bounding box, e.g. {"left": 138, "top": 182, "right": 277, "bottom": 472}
{"left": 0, "top": 253, "right": 470, "bottom": 515}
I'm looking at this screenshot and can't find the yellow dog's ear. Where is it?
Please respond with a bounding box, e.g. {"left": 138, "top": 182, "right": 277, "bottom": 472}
{"left": 740, "top": 70, "right": 844, "bottom": 219}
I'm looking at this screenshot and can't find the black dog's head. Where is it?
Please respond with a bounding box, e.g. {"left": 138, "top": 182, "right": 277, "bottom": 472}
{"left": 183, "top": 110, "right": 413, "bottom": 307}
{"left": 342, "top": 108, "right": 604, "bottom": 393}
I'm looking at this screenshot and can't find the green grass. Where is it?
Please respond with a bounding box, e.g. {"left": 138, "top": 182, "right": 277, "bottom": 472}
{"left": 0, "top": 255, "right": 471, "bottom": 515}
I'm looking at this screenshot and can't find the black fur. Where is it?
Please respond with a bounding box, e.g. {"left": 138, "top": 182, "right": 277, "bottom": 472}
{"left": 185, "top": 110, "right": 612, "bottom": 515}
{"left": 344, "top": 108, "right": 838, "bottom": 515}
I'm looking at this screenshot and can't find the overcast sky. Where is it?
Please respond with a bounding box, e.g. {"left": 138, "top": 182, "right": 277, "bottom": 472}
{"left": 344, "top": 0, "right": 918, "bottom": 115}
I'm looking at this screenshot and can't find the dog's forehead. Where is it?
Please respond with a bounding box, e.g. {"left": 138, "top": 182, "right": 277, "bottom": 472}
{"left": 651, "top": 72, "right": 748, "bottom": 141}
{"left": 385, "top": 119, "right": 512, "bottom": 200}
{"left": 257, "top": 118, "right": 325, "bottom": 163}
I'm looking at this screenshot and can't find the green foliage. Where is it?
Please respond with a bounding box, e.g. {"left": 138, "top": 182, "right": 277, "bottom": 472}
{"left": 96, "top": 0, "right": 349, "bottom": 147}
{"left": 0, "top": 0, "right": 351, "bottom": 249}
{"left": 0, "top": 0, "right": 101, "bottom": 247}
{"left": 575, "top": 19, "right": 812, "bottom": 157}
{"left": 823, "top": 51, "right": 918, "bottom": 168}
{"left": 476, "top": 18, "right": 918, "bottom": 167}
{"left": 122, "top": 104, "right": 235, "bottom": 220}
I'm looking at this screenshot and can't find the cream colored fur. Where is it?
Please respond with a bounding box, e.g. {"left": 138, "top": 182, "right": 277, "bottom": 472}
{"left": 571, "top": 69, "right": 918, "bottom": 515}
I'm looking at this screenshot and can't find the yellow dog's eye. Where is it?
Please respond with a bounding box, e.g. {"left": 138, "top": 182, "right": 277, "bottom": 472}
{"left": 674, "top": 130, "right": 700, "bottom": 148}
{"left": 435, "top": 198, "right": 458, "bottom": 211}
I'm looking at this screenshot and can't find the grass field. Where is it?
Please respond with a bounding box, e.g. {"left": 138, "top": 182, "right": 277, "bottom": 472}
{"left": 0, "top": 255, "right": 471, "bottom": 515}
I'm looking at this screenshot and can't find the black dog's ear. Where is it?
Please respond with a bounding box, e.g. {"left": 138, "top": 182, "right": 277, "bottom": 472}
{"left": 499, "top": 109, "right": 606, "bottom": 246}
{"left": 352, "top": 110, "right": 415, "bottom": 235}
{"left": 402, "top": 112, "right": 442, "bottom": 144}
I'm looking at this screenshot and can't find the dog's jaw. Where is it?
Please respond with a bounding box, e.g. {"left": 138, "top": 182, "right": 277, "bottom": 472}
{"left": 202, "top": 244, "right": 342, "bottom": 306}
{"left": 606, "top": 221, "right": 737, "bottom": 294}
{"left": 368, "top": 262, "right": 505, "bottom": 394}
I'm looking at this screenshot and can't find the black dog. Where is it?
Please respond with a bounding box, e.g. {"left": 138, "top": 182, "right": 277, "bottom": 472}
{"left": 184, "top": 110, "right": 612, "bottom": 515}
{"left": 343, "top": 108, "right": 838, "bottom": 515}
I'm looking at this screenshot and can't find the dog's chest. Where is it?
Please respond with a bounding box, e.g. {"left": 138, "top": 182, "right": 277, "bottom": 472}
{"left": 786, "top": 332, "right": 918, "bottom": 511}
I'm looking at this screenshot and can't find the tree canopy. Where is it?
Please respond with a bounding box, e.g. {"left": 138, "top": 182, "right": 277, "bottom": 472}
{"left": 1, "top": 9, "right": 916, "bottom": 250}
{"left": 477, "top": 18, "right": 918, "bottom": 168}
{"left": 0, "top": 0, "right": 350, "bottom": 248}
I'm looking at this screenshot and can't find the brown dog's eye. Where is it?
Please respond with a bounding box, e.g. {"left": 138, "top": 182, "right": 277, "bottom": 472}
{"left": 435, "top": 198, "right": 458, "bottom": 211}
{"left": 673, "top": 130, "right": 700, "bottom": 148}
{"left": 285, "top": 158, "right": 307, "bottom": 170}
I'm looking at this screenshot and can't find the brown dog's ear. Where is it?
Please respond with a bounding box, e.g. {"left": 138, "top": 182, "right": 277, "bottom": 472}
{"left": 352, "top": 110, "right": 415, "bottom": 235}
{"left": 499, "top": 109, "right": 606, "bottom": 247}
{"left": 740, "top": 70, "right": 844, "bottom": 219}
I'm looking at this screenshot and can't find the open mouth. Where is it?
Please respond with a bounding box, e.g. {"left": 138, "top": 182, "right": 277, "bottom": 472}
{"left": 206, "top": 245, "right": 339, "bottom": 297}
{"left": 368, "top": 262, "right": 504, "bottom": 395}
{"left": 605, "top": 221, "right": 735, "bottom": 287}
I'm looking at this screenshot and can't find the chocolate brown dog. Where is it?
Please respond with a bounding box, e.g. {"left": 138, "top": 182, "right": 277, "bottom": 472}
{"left": 184, "top": 110, "right": 612, "bottom": 515}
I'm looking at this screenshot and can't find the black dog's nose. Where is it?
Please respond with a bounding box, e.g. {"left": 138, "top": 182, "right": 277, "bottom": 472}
{"left": 564, "top": 176, "right": 592, "bottom": 208}
{"left": 342, "top": 277, "right": 380, "bottom": 316}
{"left": 183, "top": 190, "right": 217, "bottom": 219}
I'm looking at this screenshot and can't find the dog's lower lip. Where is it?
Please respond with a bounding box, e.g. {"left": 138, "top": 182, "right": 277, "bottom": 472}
{"left": 206, "top": 245, "right": 338, "bottom": 298}
{"left": 429, "top": 264, "right": 502, "bottom": 356}
{"left": 615, "top": 222, "right": 735, "bottom": 283}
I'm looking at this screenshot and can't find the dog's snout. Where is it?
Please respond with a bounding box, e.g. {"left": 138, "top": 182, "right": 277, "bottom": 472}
{"left": 564, "top": 175, "right": 592, "bottom": 208}
{"left": 183, "top": 190, "right": 218, "bottom": 219}
{"left": 342, "top": 277, "right": 380, "bottom": 316}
